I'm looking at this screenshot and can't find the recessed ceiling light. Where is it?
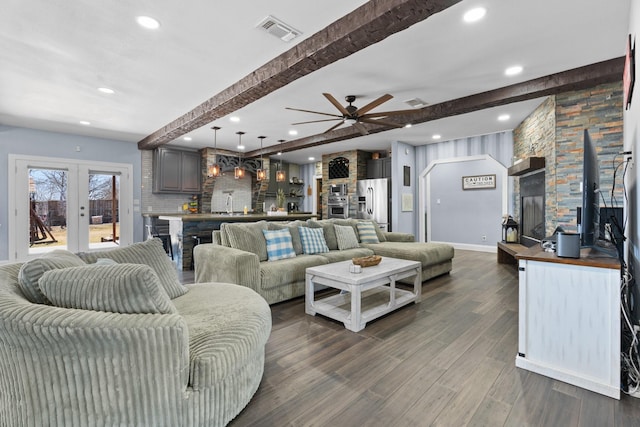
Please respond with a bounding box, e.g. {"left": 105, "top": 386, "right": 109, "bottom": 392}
{"left": 237, "top": 144, "right": 245, "bottom": 150}
{"left": 463, "top": 7, "right": 486, "bottom": 23}
{"left": 136, "top": 16, "right": 160, "bottom": 30}
{"left": 288, "top": 130, "right": 298, "bottom": 136}
{"left": 79, "top": 120, "right": 91, "bottom": 126}
{"left": 432, "top": 134, "right": 441, "bottom": 140}
{"left": 97, "top": 87, "right": 114, "bottom": 94}
{"left": 498, "top": 114, "right": 510, "bottom": 121}
{"left": 183, "top": 137, "right": 192, "bottom": 141}
{"left": 404, "top": 124, "right": 412, "bottom": 128}
{"left": 308, "top": 157, "right": 315, "bottom": 161}
{"left": 505, "top": 65, "right": 523, "bottom": 76}
{"left": 229, "top": 116, "right": 240, "bottom": 123}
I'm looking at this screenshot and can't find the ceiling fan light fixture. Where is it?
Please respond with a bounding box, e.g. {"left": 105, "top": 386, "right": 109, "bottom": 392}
{"left": 345, "top": 117, "right": 357, "bottom": 125}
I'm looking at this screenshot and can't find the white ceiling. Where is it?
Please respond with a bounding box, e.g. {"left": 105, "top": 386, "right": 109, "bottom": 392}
{"left": 0, "top": 0, "right": 631, "bottom": 165}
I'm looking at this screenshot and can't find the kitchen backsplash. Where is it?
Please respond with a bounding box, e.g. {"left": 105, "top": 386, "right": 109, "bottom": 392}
{"left": 210, "top": 173, "right": 252, "bottom": 213}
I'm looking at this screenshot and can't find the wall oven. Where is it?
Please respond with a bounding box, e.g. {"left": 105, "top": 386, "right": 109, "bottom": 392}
{"left": 327, "top": 194, "right": 349, "bottom": 219}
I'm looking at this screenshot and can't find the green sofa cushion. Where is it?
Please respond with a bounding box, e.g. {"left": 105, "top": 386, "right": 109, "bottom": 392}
{"left": 224, "top": 221, "right": 268, "bottom": 262}
{"left": 361, "top": 241, "right": 454, "bottom": 267}
{"left": 39, "top": 264, "right": 177, "bottom": 315}
{"left": 77, "top": 238, "right": 187, "bottom": 299}
{"left": 18, "top": 250, "right": 86, "bottom": 304}
{"left": 260, "top": 254, "right": 329, "bottom": 290}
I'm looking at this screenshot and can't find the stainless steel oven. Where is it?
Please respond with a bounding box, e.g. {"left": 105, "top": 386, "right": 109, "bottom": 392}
{"left": 329, "top": 183, "right": 347, "bottom": 196}
{"left": 327, "top": 194, "right": 349, "bottom": 219}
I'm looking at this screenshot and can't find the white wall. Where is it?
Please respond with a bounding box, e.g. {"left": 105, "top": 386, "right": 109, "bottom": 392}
{"left": 0, "top": 125, "right": 143, "bottom": 260}
{"left": 625, "top": 2, "right": 640, "bottom": 322}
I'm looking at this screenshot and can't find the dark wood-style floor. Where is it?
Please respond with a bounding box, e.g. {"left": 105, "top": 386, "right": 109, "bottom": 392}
{"left": 182, "top": 250, "right": 640, "bottom": 426}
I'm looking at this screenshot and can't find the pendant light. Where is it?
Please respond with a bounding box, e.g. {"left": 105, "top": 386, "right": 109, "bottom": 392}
{"left": 234, "top": 131, "right": 245, "bottom": 179}
{"left": 276, "top": 139, "right": 286, "bottom": 182}
{"left": 207, "top": 126, "right": 221, "bottom": 177}
{"left": 256, "top": 136, "right": 267, "bottom": 181}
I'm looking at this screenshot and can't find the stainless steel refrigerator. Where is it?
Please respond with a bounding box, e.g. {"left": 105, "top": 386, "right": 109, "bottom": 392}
{"left": 356, "top": 178, "right": 390, "bottom": 231}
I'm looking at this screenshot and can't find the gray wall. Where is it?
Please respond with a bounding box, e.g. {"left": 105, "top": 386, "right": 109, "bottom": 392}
{"left": 391, "top": 141, "right": 417, "bottom": 234}
{"left": 625, "top": 2, "right": 639, "bottom": 323}
{"left": 0, "top": 125, "right": 143, "bottom": 261}
{"left": 391, "top": 131, "right": 514, "bottom": 239}
{"left": 427, "top": 157, "right": 505, "bottom": 246}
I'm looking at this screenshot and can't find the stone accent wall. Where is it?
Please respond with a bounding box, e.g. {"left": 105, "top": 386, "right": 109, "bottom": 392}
{"left": 513, "top": 97, "right": 556, "bottom": 236}
{"left": 321, "top": 149, "right": 372, "bottom": 217}
{"left": 513, "top": 81, "right": 624, "bottom": 236}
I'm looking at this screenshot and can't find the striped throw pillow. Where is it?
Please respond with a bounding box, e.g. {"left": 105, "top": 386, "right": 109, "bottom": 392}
{"left": 357, "top": 221, "right": 380, "bottom": 244}
{"left": 298, "top": 226, "right": 329, "bottom": 254}
{"left": 334, "top": 224, "right": 360, "bottom": 250}
{"left": 262, "top": 229, "right": 297, "bottom": 261}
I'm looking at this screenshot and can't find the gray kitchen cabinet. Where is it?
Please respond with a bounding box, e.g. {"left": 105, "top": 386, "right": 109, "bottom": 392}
{"left": 367, "top": 158, "right": 392, "bottom": 179}
{"left": 153, "top": 148, "right": 201, "bottom": 193}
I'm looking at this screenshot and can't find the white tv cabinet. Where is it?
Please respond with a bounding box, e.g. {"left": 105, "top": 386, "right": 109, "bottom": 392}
{"left": 516, "top": 248, "right": 621, "bottom": 399}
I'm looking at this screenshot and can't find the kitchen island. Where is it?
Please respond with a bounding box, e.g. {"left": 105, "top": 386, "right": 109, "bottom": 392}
{"left": 144, "top": 212, "right": 317, "bottom": 270}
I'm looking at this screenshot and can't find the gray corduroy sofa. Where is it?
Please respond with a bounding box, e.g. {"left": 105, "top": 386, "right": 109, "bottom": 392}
{"left": 194, "top": 218, "right": 454, "bottom": 305}
{"left": 0, "top": 238, "right": 271, "bottom": 427}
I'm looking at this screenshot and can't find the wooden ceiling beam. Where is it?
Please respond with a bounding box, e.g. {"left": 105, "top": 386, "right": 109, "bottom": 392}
{"left": 137, "top": 0, "right": 463, "bottom": 150}
{"left": 245, "top": 57, "right": 625, "bottom": 157}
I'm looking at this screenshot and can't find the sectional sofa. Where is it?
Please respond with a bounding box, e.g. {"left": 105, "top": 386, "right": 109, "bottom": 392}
{"left": 194, "top": 218, "right": 454, "bottom": 305}
{"left": 0, "top": 238, "right": 271, "bottom": 427}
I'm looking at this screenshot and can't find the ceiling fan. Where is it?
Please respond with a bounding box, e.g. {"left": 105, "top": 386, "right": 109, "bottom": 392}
{"left": 286, "top": 93, "right": 414, "bottom": 136}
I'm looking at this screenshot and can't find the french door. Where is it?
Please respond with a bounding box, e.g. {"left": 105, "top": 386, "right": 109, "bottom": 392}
{"left": 8, "top": 155, "right": 133, "bottom": 261}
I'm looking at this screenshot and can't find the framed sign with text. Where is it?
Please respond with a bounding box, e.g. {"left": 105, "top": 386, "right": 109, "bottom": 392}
{"left": 462, "top": 174, "right": 496, "bottom": 190}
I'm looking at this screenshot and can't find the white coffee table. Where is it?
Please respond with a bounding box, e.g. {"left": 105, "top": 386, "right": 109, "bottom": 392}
{"left": 305, "top": 257, "right": 422, "bottom": 332}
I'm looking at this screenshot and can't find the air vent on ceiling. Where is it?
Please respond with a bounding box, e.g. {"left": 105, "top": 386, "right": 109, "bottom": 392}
{"left": 404, "top": 98, "right": 428, "bottom": 108}
{"left": 257, "top": 15, "right": 301, "bottom": 42}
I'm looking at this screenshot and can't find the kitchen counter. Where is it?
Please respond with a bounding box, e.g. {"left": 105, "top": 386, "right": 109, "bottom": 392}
{"left": 144, "top": 212, "right": 317, "bottom": 270}
{"left": 148, "top": 212, "right": 316, "bottom": 222}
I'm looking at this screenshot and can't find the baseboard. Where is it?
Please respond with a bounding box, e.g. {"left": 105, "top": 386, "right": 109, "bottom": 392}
{"left": 430, "top": 241, "right": 496, "bottom": 253}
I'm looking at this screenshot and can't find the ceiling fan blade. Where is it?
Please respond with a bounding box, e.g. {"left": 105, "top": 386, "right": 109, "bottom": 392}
{"left": 360, "top": 109, "right": 417, "bottom": 118}
{"left": 324, "top": 121, "right": 345, "bottom": 133}
{"left": 292, "top": 118, "right": 343, "bottom": 125}
{"left": 285, "top": 107, "right": 342, "bottom": 118}
{"left": 353, "top": 122, "right": 369, "bottom": 135}
{"left": 360, "top": 118, "right": 405, "bottom": 128}
{"left": 323, "top": 93, "right": 350, "bottom": 116}
{"left": 355, "top": 94, "right": 393, "bottom": 115}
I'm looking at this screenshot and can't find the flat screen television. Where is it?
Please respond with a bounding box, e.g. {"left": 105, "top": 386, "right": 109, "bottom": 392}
{"left": 580, "top": 129, "right": 600, "bottom": 247}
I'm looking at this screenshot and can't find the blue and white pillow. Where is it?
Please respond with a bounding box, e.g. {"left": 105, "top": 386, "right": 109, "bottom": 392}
{"left": 298, "top": 226, "right": 329, "bottom": 254}
{"left": 357, "top": 221, "right": 380, "bottom": 244}
{"left": 262, "top": 228, "right": 297, "bottom": 261}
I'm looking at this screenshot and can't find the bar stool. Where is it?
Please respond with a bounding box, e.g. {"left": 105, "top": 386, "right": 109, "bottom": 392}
{"left": 190, "top": 232, "right": 212, "bottom": 270}
{"left": 146, "top": 224, "right": 173, "bottom": 260}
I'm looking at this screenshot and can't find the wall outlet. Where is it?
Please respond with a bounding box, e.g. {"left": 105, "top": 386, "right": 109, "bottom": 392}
{"left": 482, "top": 235, "right": 487, "bottom": 242}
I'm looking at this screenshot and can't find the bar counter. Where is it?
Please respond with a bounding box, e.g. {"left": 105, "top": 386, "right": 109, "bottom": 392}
{"left": 144, "top": 212, "right": 317, "bottom": 270}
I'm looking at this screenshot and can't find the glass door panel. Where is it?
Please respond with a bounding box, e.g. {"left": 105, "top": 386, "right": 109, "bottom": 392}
{"left": 28, "top": 168, "right": 69, "bottom": 255}
{"left": 87, "top": 173, "right": 120, "bottom": 250}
